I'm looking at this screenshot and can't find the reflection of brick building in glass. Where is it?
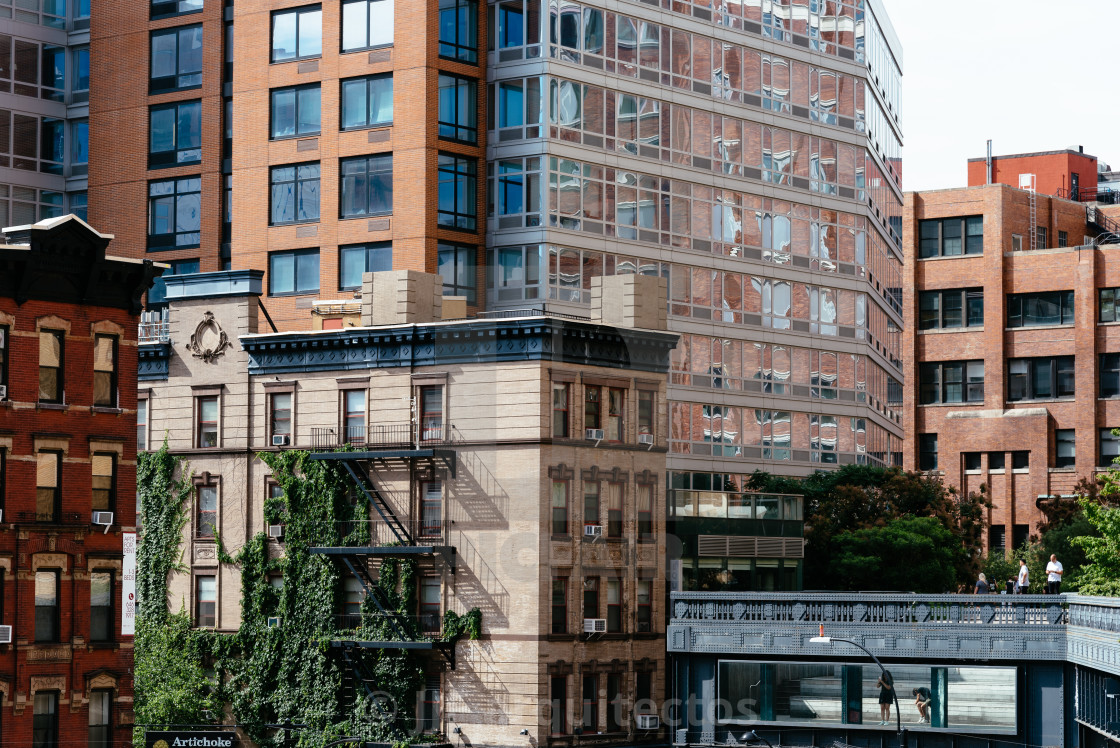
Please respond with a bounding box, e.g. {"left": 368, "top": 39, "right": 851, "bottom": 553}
{"left": 0, "top": 216, "right": 162, "bottom": 747}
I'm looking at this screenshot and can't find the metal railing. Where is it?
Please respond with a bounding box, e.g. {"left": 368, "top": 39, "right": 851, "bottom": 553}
{"left": 1057, "top": 186, "right": 1120, "bottom": 205}
{"left": 138, "top": 319, "right": 170, "bottom": 344}
{"left": 311, "top": 423, "right": 449, "bottom": 451}
{"left": 333, "top": 518, "right": 447, "bottom": 547}
{"left": 332, "top": 612, "right": 443, "bottom": 639}
{"left": 474, "top": 307, "right": 591, "bottom": 322}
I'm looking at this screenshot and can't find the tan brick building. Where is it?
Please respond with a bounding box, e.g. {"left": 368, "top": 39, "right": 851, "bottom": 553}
{"left": 902, "top": 182, "right": 1120, "bottom": 550}
{"left": 138, "top": 269, "right": 676, "bottom": 746}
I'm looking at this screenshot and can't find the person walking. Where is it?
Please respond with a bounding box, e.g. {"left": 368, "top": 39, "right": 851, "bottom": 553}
{"left": 1046, "top": 554, "right": 1064, "bottom": 594}
{"left": 876, "top": 670, "right": 894, "bottom": 725}
{"left": 1016, "top": 559, "right": 1030, "bottom": 593}
{"left": 974, "top": 572, "right": 990, "bottom": 594}
{"left": 912, "top": 687, "right": 932, "bottom": 724}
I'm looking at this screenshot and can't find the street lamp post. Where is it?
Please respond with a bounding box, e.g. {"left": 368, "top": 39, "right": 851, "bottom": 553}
{"left": 809, "top": 635, "right": 907, "bottom": 748}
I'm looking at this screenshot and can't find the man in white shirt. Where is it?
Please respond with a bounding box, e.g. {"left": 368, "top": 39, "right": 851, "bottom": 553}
{"left": 1016, "top": 559, "right": 1030, "bottom": 593}
{"left": 1045, "top": 554, "right": 1064, "bottom": 594}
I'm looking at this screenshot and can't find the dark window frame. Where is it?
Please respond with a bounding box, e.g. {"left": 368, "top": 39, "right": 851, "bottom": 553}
{"left": 269, "top": 83, "right": 322, "bottom": 139}
{"left": 32, "top": 689, "right": 59, "bottom": 748}
{"left": 1100, "top": 428, "right": 1120, "bottom": 468}
{"left": 436, "top": 242, "right": 477, "bottom": 303}
{"left": 1055, "top": 428, "right": 1075, "bottom": 469}
{"left": 92, "top": 333, "right": 119, "bottom": 407}
{"left": 269, "top": 162, "right": 321, "bottom": 225}
{"left": 270, "top": 4, "right": 323, "bottom": 63}
{"left": 38, "top": 328, "right": 64, "bottom": 404}
{"left": 551, "top": 479, "right": 568, "bottom": 536}
{"left": 34, "top": 569, "right": 60, "bottom": 642}
{"left": 1101, "top": 353, "right": 1120, "bottom": 398}
{"left": 918, "top": 360, "right": 984, "bottom": 405}
{"left": 151, "top": 0, "right": 202, "bottom": 21}
{"left": 89, "top": 570, "right": 114, "bottom": 642}
{"left": 147, "top": 176, "right": 202, "bottom": 250}
{"left": 149, "top": 24, "right": 203, "bottom": 93}
{"left": 91, "top": 451, "right": 117, "bottom": 514}
{"left": 340, "top": 74, "right": 394, "bottom": 130}
{"left": 339, "top": 154, "right": 393, "bottom": 219}
{"left": 1100, "top": 288, "right": 1120, "bottom": 323}
{"left": 636, "top": 482, "right": 653, "bottom": 540}
{"left": 1058, "top": 230, "right": 1068, "bottom": 248}
{"left": 196, "top": 480, "right": 218, "bottom": 539}
{"left": 195, "top": 573, "right": 216, "bottom": 627}
{"left": 1007, "top": 356, "right": 1075, "bottom": 402}
{"left": 339, "top": 242, "right": 392, "bottom": 291}
{"left": 918, "top": 433, "right": 938, "bottom": 471}
{"left": 437, "top": 152, "right": 477, "bottom": 231}
{"left": 437, "top": 0, "right": 478, "bottom": 62}
{"left": 196, "top": 395, "right": 219, "bottom": 448}
{"left": 918, "top": 215, "right": 983, "bottom": 258}
{"left": 437, "top": 73, "right": 478, "bottom": 144}
{"left": 1007, "top": 290, "right": 1075, "bottom": 328}
{"left": 35, "top": 450, "right": 61, "bottom": 522}
{"left": 551, "top": 576, "right": 567, "bottom": 633}
{"left": 605, "top": 578, "right": 621, "bottom": 633}
{"left": 0, "top": 323, "right": 8, "bottom": 392}
{"left": 270, "top": 391, "right": 293, "bottom": 439}
{"left": 918, "top": 288, "right": 983, "bottom": 330}
{"left": 268, "top": 248, "right": 321, "bottom": 296}
{"left": 88, "top": 688, "right": 112, "bottom": 748}
{"left": 552, "top": 382, "right": 569, "bottom": 438}
{"left": 148, "top": 99, "right": 202, "bottom": 168}
{"left": 341, "top": 0, "right": 394, "bottom": 53}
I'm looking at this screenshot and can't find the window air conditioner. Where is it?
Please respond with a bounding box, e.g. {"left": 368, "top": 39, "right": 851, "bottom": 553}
{"left": 0, "top": 384, "right": 6, "bottom": 400}
{"left": 0, "top": 626, "right": 11, "bottom": 644}
{"left": 582, "top": 618, "right": 607, "bottom": 633}
{"left": 585, "top": 428, "right": 605, "bottom": 441}
{"left": 583, "top": 524, "right": 603, "bottom": 538}
{"left": 637, "top": 715, "right": 660, "bottom": 730}
{"left": 272, "top": 434, "right": 290, "bottom": 447}
{"left": 92, "top": 512, "right": 114, "bottom": 526}
{"left": 268, "top": 524, "right": 284, "bottom": 540}
{"left": 267, "top": 617, "right": 281, "bottom": 628}
{"left": 637, "top": 433, "right": 654, "bottom": 446}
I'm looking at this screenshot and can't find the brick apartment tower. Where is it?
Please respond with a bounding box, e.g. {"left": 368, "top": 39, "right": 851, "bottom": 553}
{"left": 0, "top": 216, "right": 162, "bottom": 747}
{"left": 89, "top": 0, "right": 485, "bottom": 328}
{"left": 902, "top": 181, "right": 1120, "bottom": 551}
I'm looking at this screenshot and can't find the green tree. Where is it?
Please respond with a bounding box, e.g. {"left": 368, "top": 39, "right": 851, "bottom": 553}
{"left": 1072, "top": 498, "right": 1120, "bottom": 596}
{"left": 829, "top": 516, "right": 964, "bottom": 593}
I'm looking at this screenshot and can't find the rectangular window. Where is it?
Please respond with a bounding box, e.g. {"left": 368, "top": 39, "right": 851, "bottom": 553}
{"left": 1100, "top": 288, "right": 1120, "bottom": 323}
{"left": 1007, "top": 291, "right": 1075, "bottom": 327}
{"left": 1008, "top": 356, "right": 1075, "bottom": 401}
{"left": 1101, "top": 353, "right": 1120, "bottom": 397}
{"left": 340, "top": 576, "right": 364, "bottom": 628}
{"left": 148, "top": 177, "right": 202, "bottom": 249}
{"left": 606, "top": 388, "right": 624, "bottom": 441}
{"left": 270, "top": 392, "right": 292, "bottom": 439}
{"left": 340, "top": 74, "right": 393, "bottom": 130}
{"left": 338, "top": 156, "right": 393, "bottom": 220}
{"left": 90, "top": 571, "right": 112, "bottom": 641}
{"left": 271, "top": 5, "right": 322, "bottom": 62}
{"left": 269, "top": 249, "right": 320, "bottom": 295}
{"left": 497, "top": 3, "right": 523, "bottom": 48}
{"left": 149, "top": 100, "right": 201, "bottom": 167}
{"left": 419, "top": 577, "right": 440, "bottom": 632}
{"left": 0, "top": 324, "right": 8, "bottom": 392}
{"left": 137, "top": 399, "right": 149, "bottom": 450}
{"left": 1037, "top": 226, "right": 1047, "bottom": 248}
{"left": 270, "top": 162, "right": 320, "bottom": 224}
{"left": 343, "top": 389, "right": 366, "bottom": 443}
{"left": 438, "top": 0, "right": 477, "bottom": 62}
{"left": 989, "top": 451, "right": 1005, "bottom": 471}
{"left": 1100, "top": 428, "right": 1120, "bottom": 468}
{"left": 36, "top": 450, "right": 61, "bottom": 522}
{"left": 606, "top": 672, "right": 622, "bottom": 731}
{"left": 989, "top": 525, "right": 1006, "bottom": 551}
{"left": 197, "top": 485, "right": 217, "bottom": 537}
{"left": 583, "top": 480, "right": 599, "bottom": 528}
{"left": 918, "top": 215, "right": 983, "bottom": 258}
{"left": 33, "top": 691, "right": 58, "bottom": 748}
{"left": 38, "top": 329, "right": 64, "bottom": 403}
{"left": 150, "top": 25, "right": 203, "bottom": 92}
{"left": 551, "top": 577, "right": 567, "bottom": 633}
{"left": 638, "top": 391, "right": 654, "bottom": 436}
{"left": 197, "top": 395, "right": 218, "bottom": 447}
{"left": 74, "top": 48, "right": 90, "bottom": 93}
{"left": 636, "top": 484, "right": 653, "bottom": 539}
{"left": 196, "top": 575, "right": 216, "bottom": 627}
{"left": 1059, "top": 230, "right": 1068, "bottom": 248}
{"left": 919, "top": 433, "right": 938, "bottom": 471}
{"left": 582, "top": 577, "right": 599, "bottom": 620}
{"left": 72, "top": 119, "right": 89, "bottom": 165}
{"left": 636, "top": 579, "right": 652, "bottom": 632}
{"left": 918, "top": 288, "right": 983, "bottom": 329}
{"left": 1055, "top": 429, "right": 1075, "bottom": 468}
{"left": 419, "top": 385, "right": 444, "bottom": 441}
{"left": 420, "top": 480, "right": 441, "bottom": 537}
{"left": 438, "top": 74, "right": 478, "bottom": 143}
{"left": 88, "top": 689, "right": 111, "bottom": 748}
{"left": 584, "top": 386, "right": 601, "bottom": 431}
{"left": 418, "top": 675, "right": 440, "bottom": 732}
{"left": 582, "top": 674, "right": 598, "bottom": 732}
{"left": 270, "top": 84, "right": 321, "bottom": 138}
{"left": 605, "top": 579, "right": 621, "bottom": 633}
{"left": 34, "top": 570, "right": 59, "bottom": 641}
{"left": 1012, "top": 451, "right": 1029, "bottom": 470}
{"left": 339, "top": 242, "right": 392, "bottom": 290}
{"left": 551, "top": 676, "right": 567, "bottom": 734}
{"left": 147, "top": 258, "right": 200, "bottom": 306}
{"left": 152, "top": 0, "right": 202, "bottom": 19}
{"left": 93, "top": 334, "right": 118, "bottom": 407}
{"left": 552, "top": 382, "right": 569, "bottom": 437}
{"left": 551, "top": 479, "right": 568, "bottom": 535}
{"left": 918, "top": 360, "right": 984, "bottom": 404}
{"left": 436, "top": 242, "right": 476, "bottom": 303}
{"left": 91, "top": 452, "right": 116, "bottom": 513}
{"left": 342, "top": 0, "right": 393, "bottom": 51}
{"left": 964, "top": 451, "right": 981, "bottom": 471}
{"left": 437, "top": 153, "right": 477, "bottom": 230}
{"left": 606, "top": 482, "right": 623, "bottom": 538}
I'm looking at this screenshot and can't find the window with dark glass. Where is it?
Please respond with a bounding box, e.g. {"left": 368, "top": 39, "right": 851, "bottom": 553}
{"left": 1059, "top": 230, "right": 1068, "bottom": 248}
{"left": 1100, "top": 288, "right": 1120, "bottom": 323}
{"left": 552, "top": 382, "right": 569, "bottom": 437}
{"left": 638, "top": 391, "right": 654, "bottom": 437}
{"left": 271, "top": 5, "right": 322, "bottom": 62}
{"left": 438, "top": 74, "right": 477, "bottom": 143}
{"left": 1007, "top": 291, "right": 1074, "bottom": 327}
{"left": 584, "top": 387, "right": 601, "bottom": 431}
{"left": 1012, "top": 451, "right": 1030, "bottom": 470}
{"left": 636, "top": 579, "right": 651, "bottom": 631}
{"left": 1100, "top": 428, "right": 1120, "bottom": 468}
{"left": 339, "top": 242, "right": 392, "bottom": 290}
{"left": 918, "top": 433, "right": 938, "bottom": 471}
{"left": 605, "top": 579, "right": 621, "bottom": 633}
{"left": 88, "top": 689, "right": 111, "bottom": 748}
{"left": 582, "top": 576, "right": 598, "bottom": 619}
{"left": 1007, "top": 356, "right": 1075, "bottom": 401}
{"left": 92, "top": 452, "right": 115, "bottom": 514}
{"left": 420, "top": 480, "right": 442, "bottom": 537}
{"left": 196, "top": 575, "right": 216, "bottom": 626}
{"left": 146, "top": 258, "right": 200, "bottom": 307}
{"left": 197, "top": 395, "right": 218, "bottom": 447}
{"left": 150, "top": 25, "right": 202, "bottom": 92}
{"left": 197, "top": 484, "right": 217, "bottom": 537}
{"left": 582, "top": 674, "right": 598, "bottom": 731}
{"left": 340, "top": 155, "right": 392, "bottom": 218}
{"left": 340, "top": 74, "right": 393, "bottom": 129}
{"left": 419, "top": 577, "right": 440, "bottom": 632}
{"left": 1055, "top": 429, "right": 1075, "bottom": 468}
{"left": 149, "top": 100, "right": 201, "bottom": 167}
{"left": 1037, "top": 226, "right": 1047, "bottom": 248}
{"left": 152, "top": 0, "right": 202, "bottom": 20}
{"left": 38, "top": 329, "right": 63, "bottom": 403}
{"left": 269, "top": 249, "right": 320, "bottom": 295}
{"left": 38, "top": 117, "right": 64, "bottom": 175}
{"left": 74, "top": 47, "right": 90, "bottom": 93}
{"left": 34, "top": 570, "right": 59, "bottom": 641}
{"left": 418, "top": 674, "right": 440, "bottom": 732}
{"left": 437, "top": 153, "right": 477, "bottom": 230}
{"left": 148, "top": 177, "right": 201, "bottom": 249}
{"left": 343, "top": 389, "right": 365, "bottom": 443}
{"left": 270, "top": 392, "right": 292, "bottom": 439}
{"left": 342, "top": 0, "right": 393, "bottom": 51}
{"left": 270, "top": 84, "right": 321, "bottom": 138}
{"left": 605, "top": 482, "right": 622, "bottom": 537}
{"left": 340, "top": 576, "right": 363, "bottom": 626}
{"left": 583, "top": 480, "right": 599, "bottom": 528}
{"left": 36, "top": 450, "right": 60, "bottom": 522}
{"left": 93, "top": 334, "right": 118, "bottom": 407}
{"left": 963, "top": 451, "right": 981, "bottom": 471}
{"left": 436, "top": 242, "right": 476, "bottom": 303}
{"left": 606, "top": 672, "right": 622, "bottom": 731}
{"left": 551, "top": 577, "right": 567, "bottom": 633}
{"left": 32, "top": 691, "right": 58, "bottom": 748}
{"left": 40, "top": 45, "right": 64, "bottom": 100}
{"left": 497, "top": 2, "right": 523, "bottom": 48}
{"left": 90, "top": 571, "right": 112, "bottom": 641}
{"left": 918, "top": 288, "right": 983, "bottom": 330}
{"left": 636, "top": 483, "right": 652, "bottom": 539}
{"left": 551, "top": 479, "right": 568, "bottom": 535}
{"left": 71, "top": 119, "right": 88, "bottom": 165}
{"left": 989, "top": 451, "right": 1005, "bottom": 471}
{"left": 918, "top": 360, "right": 984, "bottom": 404}
{"left": 606, "top": 388, "right": 624, "bottom": 441}
{"left": 918, "top": 215, "right": 983, "bottom": 258}
{"left": 270, "top": 163, "right": 320, "bottom": 224}
{"left": 1102, "top": 353, "right": 1120, "bottom": 397}
{"left": 551, "top": 677, "right": 567, "bottom": 734}
{"left": 438, "top": 0, "right": 477, "bottom": 62}
{"left": 69, "top": 191, "right": 88, "bottom": 221}
{"left": 989, "top": 524, "right": 1005, "bottom": 551}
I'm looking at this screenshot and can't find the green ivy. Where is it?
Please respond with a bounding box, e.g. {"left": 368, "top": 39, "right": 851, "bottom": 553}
{"left": 134, "top": 446, "right": 481, "bottom": 748}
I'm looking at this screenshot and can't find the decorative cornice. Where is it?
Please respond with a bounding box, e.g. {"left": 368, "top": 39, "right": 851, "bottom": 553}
{"left": 137, "top": 342, "right": 171, "bottom": 381}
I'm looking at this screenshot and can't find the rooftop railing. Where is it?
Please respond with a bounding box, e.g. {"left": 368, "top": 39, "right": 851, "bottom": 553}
{"left": 138, "top": 319, "right": 170, "bottom": 344}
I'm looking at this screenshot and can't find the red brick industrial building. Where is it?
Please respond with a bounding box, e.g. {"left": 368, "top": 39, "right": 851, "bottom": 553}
{"left": 0, "top": 216, "right": 162, "bottom": 746}
{"left": 967, "top": 147, "right": 1099, "bottom": 202}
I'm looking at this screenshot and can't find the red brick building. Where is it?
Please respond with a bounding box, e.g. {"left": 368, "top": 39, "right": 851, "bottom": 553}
{"left": 0, "top": 216, "right": 162, "bottom": 747}
{"left": 967, "top": 147, "right": 1099, "bottom": 202}
{"left": 903, "top": 182, "right": 1120, "bottom": 551}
